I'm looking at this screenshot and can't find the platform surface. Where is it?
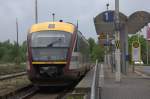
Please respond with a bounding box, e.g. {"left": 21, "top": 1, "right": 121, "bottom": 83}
{"left": 101, "top": 64, "right": 150, "bottom": 99}
{"left": 75, "top": 68, "right": 95, "bottom": 89}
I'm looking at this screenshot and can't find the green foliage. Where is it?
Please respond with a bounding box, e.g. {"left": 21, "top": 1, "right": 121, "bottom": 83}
{"left": 91, "top": 45, "right": 105, "bottom": 62}
{"left": 0, "top": 40, "right": 27, "bottom": 64}
{"left": 128, "top": 35, "right": 147, "bottom": 63}
{"left": 0, "top": 63, "right": 26, "bottom": 75}
{"left": 88, "top": 38, "right": 96, "bottom": 54}
{"left": 88, "top": 38, "right": 105, "bottom": 62}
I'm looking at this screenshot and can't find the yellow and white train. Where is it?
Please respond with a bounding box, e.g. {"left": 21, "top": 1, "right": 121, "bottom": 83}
{"left": 27, "top": 21, "right": 90, "bottom": 86}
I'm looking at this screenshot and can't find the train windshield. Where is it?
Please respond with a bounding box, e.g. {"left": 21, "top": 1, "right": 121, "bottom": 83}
{"left": 31, "top": 31, "right": 71, "bottom": 61}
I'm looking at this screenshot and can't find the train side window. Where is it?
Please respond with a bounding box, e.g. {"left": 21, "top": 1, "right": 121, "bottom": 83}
{"left": 74, "top": 34, "right": 78, "bottom": 52}
{"left": 71, "top": 56, "right": 78, "bottom": 61}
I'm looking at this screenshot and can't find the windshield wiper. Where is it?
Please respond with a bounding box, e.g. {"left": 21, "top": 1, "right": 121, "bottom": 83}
{"left": 47, "top": 38, "right": 62, "bottom": 47}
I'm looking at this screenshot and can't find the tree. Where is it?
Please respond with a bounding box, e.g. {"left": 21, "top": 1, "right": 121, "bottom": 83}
{"left": 20, "top": 41, "right": 27, "bottom": 62}
{"left": 91, "top": 45, "right": 105, "bottom": 62}
{"left": 88, "top": 38, "right": 96, "bottom": 54}
{"left": 88, "top": 37, "right": 105, "bottom": 62}
{"left": 0, "top": 47, "right": 5, "bottom": 60}
{"left": 0, "top": 40, "right": 27, "bottom": 63}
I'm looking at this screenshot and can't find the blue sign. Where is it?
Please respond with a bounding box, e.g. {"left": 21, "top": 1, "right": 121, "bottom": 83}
{"left": 103, "top": 41, "right": 111, "bottom": 46}
{"left": 103, "top": 11, "right": 114, "bottom": 22}
{"left": 125, "top": 55, "right": 130, "bottom": 61}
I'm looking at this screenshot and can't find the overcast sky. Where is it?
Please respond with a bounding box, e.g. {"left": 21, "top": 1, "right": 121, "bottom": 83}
{"left": 0, "top": 0, "right": 150, "bottom": 43}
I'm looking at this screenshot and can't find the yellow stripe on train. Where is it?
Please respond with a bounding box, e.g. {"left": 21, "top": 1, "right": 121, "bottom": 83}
{"left": 32, "top": 61, "right": 67, "bottom": 64}
{"left": 29, "top": 22, "right": 75, "bottom": 33}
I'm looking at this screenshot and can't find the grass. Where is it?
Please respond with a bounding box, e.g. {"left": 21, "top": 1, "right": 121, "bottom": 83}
{"left": 67, "top": 96, "right": 84, "bottom": 99}
{"left": 66, "top": 93, "right": 85, "bottom": 99}
{"left": 0, "top": 63, "right": 26, "bottom": 75}
{"left": 0, "top": 75, "right": 31, "bottom": 96}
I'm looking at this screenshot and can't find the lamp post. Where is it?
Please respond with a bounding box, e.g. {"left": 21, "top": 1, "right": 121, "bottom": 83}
{"left": 106, "top": 3, "right": 110, "bottom": 65}
{"left": 147, "top": 26, "right": 150, "bottom": 64}
{"left": 16, "top": 18, "right": 19, "bottom": 65}
{"left": 35, "top": 0, "right": 38, "bottom": 23}
{"left": 52, "top": 13, "right": 55, "bottom": 22}
{"left": 106, "top": 3, "right": 109, "bottom": 10}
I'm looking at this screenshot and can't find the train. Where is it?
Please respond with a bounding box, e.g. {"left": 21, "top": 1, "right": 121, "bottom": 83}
{"left": 27, "top": 21, "right": 90, "bottom": 86}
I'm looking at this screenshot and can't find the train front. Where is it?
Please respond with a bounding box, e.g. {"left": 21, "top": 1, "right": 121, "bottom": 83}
{"left": 27, "top": 22, "right": 75, "bottom": 86}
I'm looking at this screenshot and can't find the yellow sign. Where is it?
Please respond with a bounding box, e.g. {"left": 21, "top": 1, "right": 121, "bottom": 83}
{"left": 133, "top": 42, "right": 139, "bottom": 48}
{"left": 115, "top": 40, "right": 120, "bottom": 49}
{"left": 98, "top": 32, "right": 106, "bottom": 39}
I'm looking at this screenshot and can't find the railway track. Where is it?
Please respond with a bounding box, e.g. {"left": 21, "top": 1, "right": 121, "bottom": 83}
{"left": 0, "top": 69, "right": 86, "bottom": 99}
{"left": 0, "top": 80, "right": 77, "bottom": 99}
{"left": 0, "top": 72, "right": 31, "bottom": 99}
{"left": 25, "top": 84, "right": 77, "bottom": 99}
{"left": 20, "top": 80, "right": 80, "bottom": 99}
{"left": 27, "top": 90, "right": 69, "bottom": 99}
{"left": 0, "top": 84, "right": 36, "bottom": 99}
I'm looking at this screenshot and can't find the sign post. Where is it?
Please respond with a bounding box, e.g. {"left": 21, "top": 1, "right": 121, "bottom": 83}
{"left": 132, "top": 41, "right": 141, "bottom": 72}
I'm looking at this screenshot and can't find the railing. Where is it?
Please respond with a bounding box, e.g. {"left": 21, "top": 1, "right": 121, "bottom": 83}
{"left": 90, "top": 60, "right": 99, "bottom": 99}
{"left": 91, "top": 60, "right": 104, "bottom": 99}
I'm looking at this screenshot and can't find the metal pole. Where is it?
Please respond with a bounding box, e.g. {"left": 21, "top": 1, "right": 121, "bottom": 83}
{"left": 138, "top": 31, "right": 140, "bottom": 43}
{"left": 125, "top": 24, "right": 128, "bottom": 74}
{"left": 16, "top": 18, "right": 19, "bottom": 47}
{"left": 52, "top": 13, "right": 55, "bottom": 22}
{"left": 107, "top": 33, "right": 109, "bottom": 65}
{"left": 115, "top": 0, "right": 121, "bottom": 82}
{"left": 112, "top": 33, "right": 116, "bottom": 72}
{"left": 106, "top": 3, "right": 109, "bottom": 10}
{"left": 147, "top": 26, "right": 149, "bottom": 64}
{"left": 106, "top": 4, "right": 109, "bottom": 65}
{"left": 147, "top": 38, "right": 149, "bottom": 64}
{"left": 35, "top": 0, "right": 38, "bottom": 23}
{"left": 16, "top": 18, "right": 19, "bottom": 65}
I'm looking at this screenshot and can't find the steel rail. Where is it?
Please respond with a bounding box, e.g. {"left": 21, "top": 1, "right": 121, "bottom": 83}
{"left": 19, "top": 86, "right": 38, "bottom": 99}
{"left": 0, "top": 84, "right": 34, "bottom": 99}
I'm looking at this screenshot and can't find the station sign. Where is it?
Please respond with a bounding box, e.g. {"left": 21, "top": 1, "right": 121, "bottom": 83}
{"left": 103, "top": 11, "right": 114, "bottom": 22}
{"left": 103, "top": 41, "right": 112, "bottom": 46}
{"left": 133, "top": 42, "right": 139, "bottom": 48}
{"left": 147, "top": 26, "right": 150, "bottom": 40}
{"left": 98, "top": 39, "right": 113, "bottom": 46}
{"left": 98, "top": 32, "right": 106, "bottom": 39}
{"left": 132, "top": 41, "right": 141, "bottom": 62}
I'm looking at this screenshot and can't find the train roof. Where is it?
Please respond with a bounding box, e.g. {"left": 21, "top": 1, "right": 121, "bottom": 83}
{"left": 29, "top": 22, "right": 75, "bottom": 33}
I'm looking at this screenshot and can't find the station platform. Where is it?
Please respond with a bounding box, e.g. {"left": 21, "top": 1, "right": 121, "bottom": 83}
{"left": 101, "top": 64, "right": 150, "bottom": 99}
{"left": 75, "top": 67, "right": 95, "bottom": 90}
{"left": 72, "top": 64, "right": 101, "bottom": 99}
{"left": 68, "top": 63, "right": 150, "bottom": 99}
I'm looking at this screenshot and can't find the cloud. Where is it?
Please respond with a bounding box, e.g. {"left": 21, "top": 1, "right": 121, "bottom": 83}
{"left": 0, "top": 0, "right": 149, "bottom": 43}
